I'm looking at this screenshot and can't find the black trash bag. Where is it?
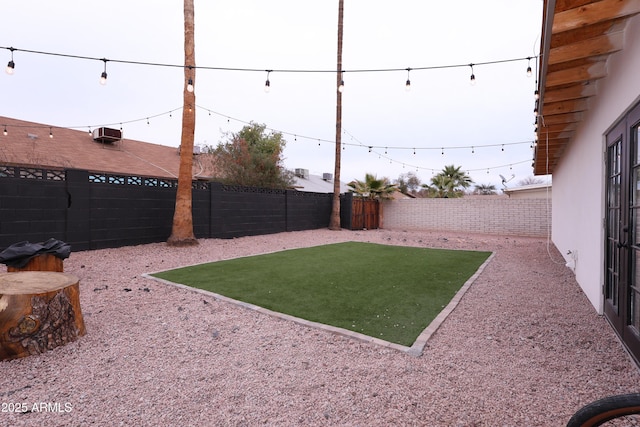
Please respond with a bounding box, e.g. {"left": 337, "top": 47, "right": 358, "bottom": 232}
{"left": 0, "top": 238, "right": 71, "bottom": 268}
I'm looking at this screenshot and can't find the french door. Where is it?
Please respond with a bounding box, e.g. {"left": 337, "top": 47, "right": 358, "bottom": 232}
{"left": 604, "top": 102, "right": 640, "bottom": 364}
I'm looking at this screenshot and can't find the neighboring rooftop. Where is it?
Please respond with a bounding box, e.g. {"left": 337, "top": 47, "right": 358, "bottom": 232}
{"left": 0, "top": 116, "right": 216, "bottom": 179}
{"left": 503, "top": 182, "right": 552, "bottom": 199}
{"left": 291, "top": 168, "right": 349, "bottom": 193}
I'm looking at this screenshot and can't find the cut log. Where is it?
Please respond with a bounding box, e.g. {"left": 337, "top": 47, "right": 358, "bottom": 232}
{"left": 0, "top": 272, "right": 85, "bottom": 361}
{"left": 7, "top": 254, "right": 64, "bottom": 272}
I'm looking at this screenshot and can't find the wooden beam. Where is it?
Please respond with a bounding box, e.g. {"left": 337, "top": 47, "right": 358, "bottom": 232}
{"left": 539, "top": 122, "right": 579, "bottom": 133}
{"left": 549, "top": 31, "right": 623, "bottom": 64}
{"left": 539, "top": 111, "right": 583, "bottom": 125}
{"left": 544, "top": 83, "right": 597, "bottom": 103}
{"left": 546, "top": 60, "right": 607, "bottom": 87}
{"left": 553, "top": 0, "right": 640, "bottom": 33}
{"left": 538, "top": 129, "right": 576, "bottom": 140}
{"left": 543, "top": 98, "right": 590, "bottom": 115}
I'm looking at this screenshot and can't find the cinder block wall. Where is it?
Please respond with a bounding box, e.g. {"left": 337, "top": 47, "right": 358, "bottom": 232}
{"left": 381, "top": 198, "right": 551, "bottom": 237}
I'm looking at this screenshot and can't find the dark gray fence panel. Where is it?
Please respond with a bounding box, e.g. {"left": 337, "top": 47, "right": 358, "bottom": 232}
{"left": 210, "top": 183, "right": 287, "bottom": 238}
{"left": 0, "top": 166, "right": 335, "bottom": 251}
{"left": 286, "top": 190, "right": 332, "bottom": 231}
{"left": 0, "top": 166, "right": 67, "bottom": 248}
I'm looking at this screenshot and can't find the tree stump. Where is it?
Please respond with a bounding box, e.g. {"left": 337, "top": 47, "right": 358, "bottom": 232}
{"left": 7, "top": 254, "right": 64, "bottom": 272}
{"left": 0, "top": 272, "right": 86, "bottom": 361}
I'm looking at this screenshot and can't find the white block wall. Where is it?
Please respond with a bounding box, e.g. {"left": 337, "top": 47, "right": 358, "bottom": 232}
{"left": 382, "top": 198, "right": 550, "bottom": 237}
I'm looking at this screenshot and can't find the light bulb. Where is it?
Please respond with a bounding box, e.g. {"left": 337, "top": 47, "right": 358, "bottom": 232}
{"left": 534, "top": 90, "right": 539, "bottom": 100}
{"left": 405, "top": 79, "right": 411, "bottom": 91}
{"left": 3, "top": 126, "right": 7, "bottom": 136}
{"left": 526, "top": 66, "right": 532, "bottom": 77}
{"left": 470, "top": 74, "right": 476, "bottom": 85}
{"left": 338, "top": 80, "right": 344, "bottom": 92}
{"left": 187, "top": 78, "right": 194, "bottom": 92}
{"left": 6, "top": 60, "right": 15, "bottom": 75}
{"left": 100, "top": 58, "right": 108, "bottom": 85}
{"left": 264, "top": 79, "right": 270, "bottom": 93}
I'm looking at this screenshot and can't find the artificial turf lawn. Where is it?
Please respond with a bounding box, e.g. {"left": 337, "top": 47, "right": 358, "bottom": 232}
{"left": 152, "top": 242, "right": 491, "bottom": 346}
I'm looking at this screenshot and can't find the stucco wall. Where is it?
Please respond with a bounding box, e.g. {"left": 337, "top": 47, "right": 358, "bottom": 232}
{"left": 382, "top": 197, "right": 550, "bottom": 237}
{"left": 551, "top": 14, "right": 640, "bottom": 313}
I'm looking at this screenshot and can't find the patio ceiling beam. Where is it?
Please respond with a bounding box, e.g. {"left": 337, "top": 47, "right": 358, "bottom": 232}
{"left": 552, "top": 0, "right": 640, "bottom": 33}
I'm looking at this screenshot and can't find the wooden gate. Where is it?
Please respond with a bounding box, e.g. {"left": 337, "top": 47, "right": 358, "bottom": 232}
{"left": 351, "top": 198, "right": 379, "bottom": 230}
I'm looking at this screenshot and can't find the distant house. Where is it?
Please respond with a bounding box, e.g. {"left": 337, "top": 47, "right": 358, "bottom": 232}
{"left": 534, "top": 1, "right": 640, "bottom": 363}
{"left": 503, "top": 183, "right": 552, "bottom": 199}
{"left": 290, "top": 168, "right": 349, "bottom": 193}
{"left": 0, "top": 116, "right": 216, "bottom": 179}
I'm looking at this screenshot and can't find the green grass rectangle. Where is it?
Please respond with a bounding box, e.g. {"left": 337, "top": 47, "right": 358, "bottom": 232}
{"left": 152, "top": 242, "right": 491, "bottom": 346}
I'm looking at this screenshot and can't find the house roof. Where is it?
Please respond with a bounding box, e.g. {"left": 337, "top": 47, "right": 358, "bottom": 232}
{"left": 503, "top": 182, "right": 552, "bottom": 198}
{"left": 0, "top": 116, "right": 216, "bottom": 179}
{"left": 291, "top": 172, "right": 349, "bottom": 194}
{"left": 533, "top": 0, "right": 640, "bottom": 175}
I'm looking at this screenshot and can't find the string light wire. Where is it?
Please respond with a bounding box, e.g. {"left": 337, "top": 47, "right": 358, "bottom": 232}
{"left": 0, "top": 45, "right": 539, "bottom": 82}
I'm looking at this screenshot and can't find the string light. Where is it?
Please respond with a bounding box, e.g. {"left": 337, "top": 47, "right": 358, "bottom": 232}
{"left": 100, "top": 58, "right": 108, "bottom": 85}
{"left": 186, "top": 65, "right": 194, "bottom": 92}
{"left": 1, "top": 45, "right": 540, "bottom": 97}
{"left": 526, "top": 57, "right": 532, "bottom": 77}
{"left": 264, "top": 70, "right": 271, "bottom": 93}
{"left": 3, "top": 125, "right": 7, "bottom": 136}
{"left": 5, "top": 47, "right": 15, "bottom": 75}
{"left": 338, "top": 71, "right": 345, "bottom": 93}
{"left": 469, "top": 64, "right": 476, "bottom": 86}
{"left": 49, "top": 127, "right": 53, "bottom": 139}
{"left": 405, "top": 68, "right": 411, "bottom": 91}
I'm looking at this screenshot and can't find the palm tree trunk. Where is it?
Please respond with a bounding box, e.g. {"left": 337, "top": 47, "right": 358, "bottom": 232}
{"left": 167, "top": 0, "right": 198, "bottom": 246}
{"left": 328, "top": 0, "right": 344, "bottom": 231}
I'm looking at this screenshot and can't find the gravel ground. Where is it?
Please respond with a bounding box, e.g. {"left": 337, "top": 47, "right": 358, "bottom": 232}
{"left": 1, "top": 228, "right": 639, "bottom": 427}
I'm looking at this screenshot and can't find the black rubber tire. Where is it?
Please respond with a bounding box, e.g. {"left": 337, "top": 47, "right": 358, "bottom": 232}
{"left": 566, "top": 393, "right": 640, "bottom": 427}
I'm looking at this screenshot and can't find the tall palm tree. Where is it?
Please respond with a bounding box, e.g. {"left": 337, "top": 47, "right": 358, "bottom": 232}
{"left": 167, "top": 0, "right": 198, "bottom": 246}
{"left": 328, "top": 0, "right": 344, "bottom": 230}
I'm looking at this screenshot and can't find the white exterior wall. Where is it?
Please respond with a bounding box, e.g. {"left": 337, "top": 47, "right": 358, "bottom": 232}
{"left": 551, "top": 14, "right": 640, "bottom": 313}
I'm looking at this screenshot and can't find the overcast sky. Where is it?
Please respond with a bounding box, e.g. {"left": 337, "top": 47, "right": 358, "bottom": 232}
{"left": 1, "top": 0, "right": 544, "bottom": 190}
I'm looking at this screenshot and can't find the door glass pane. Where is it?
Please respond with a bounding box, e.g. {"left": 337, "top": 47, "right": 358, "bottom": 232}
{"left": 606, "top": 141, "right": 622, "bottom": 308}
{"left": 631, "top": 125, "right": 640, "bottom": 333}
{"left": 632, "top": 249, "right": 640, "bottom": 332}
{"left": 635, "top": 126, "right": 640, "bottom": 164}
{"left": 631, "top": 285, "right": 639, "bottom": 334}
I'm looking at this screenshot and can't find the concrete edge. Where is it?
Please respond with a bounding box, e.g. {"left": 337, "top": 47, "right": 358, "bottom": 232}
{"left": 142, "top": 251, "right": 495, "bottom": 358}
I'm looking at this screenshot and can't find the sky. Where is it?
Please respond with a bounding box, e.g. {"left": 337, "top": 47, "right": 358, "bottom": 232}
{"left": 1, "top": 0, "right": 545, "bottom": 191}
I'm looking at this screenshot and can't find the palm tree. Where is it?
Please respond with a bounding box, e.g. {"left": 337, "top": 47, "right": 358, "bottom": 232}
{"left": 348, "top": 173, "right": 397, "bottom": 200}
{"left": 473, "top": 183, "right": 497, "bottom": 195}
{"left": 167, "top": 0, "right": 198, "bottom": 246}
{"left": 441, "top": 165, "right": 473, "bottom": 190}
{"left": 328, "top": 0, "right": 344, "bottom": 230}
{"left": 423, "top": 165, "right": 473, "bottom": 198}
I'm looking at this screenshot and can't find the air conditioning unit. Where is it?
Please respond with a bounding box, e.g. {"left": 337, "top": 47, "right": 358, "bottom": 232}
{"left": 322, "top": 173, "right": 333, "bottom": 181}
{"left": 92, "top": 127, "right": 122, "bottom": 144}
{"left": 295, "top": 168, "right": 309, "bottom": 179}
